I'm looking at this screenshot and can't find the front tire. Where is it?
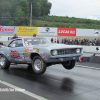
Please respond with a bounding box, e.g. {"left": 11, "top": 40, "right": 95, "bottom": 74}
{"left": 32, "top": 56, "right": 47, "bottom": 75}
{"left": 62, "top": 60, "right": 75, "bottom": 70}
{"left": 0, "top": 55, "right": 10, "bottom": 69}
{"left": 27, "top": 64, "right": 32, "bottom": 70}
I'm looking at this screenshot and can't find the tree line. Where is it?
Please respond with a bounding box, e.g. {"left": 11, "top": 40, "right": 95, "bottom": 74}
{"left": 0, "top": 0, "right": 52, "bottom": 26}
{"left": 34, "top": 15, "right": 100, "bottom": 29}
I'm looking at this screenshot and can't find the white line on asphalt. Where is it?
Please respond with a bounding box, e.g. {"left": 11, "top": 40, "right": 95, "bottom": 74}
{"left": 0, "top": 80, "right": 48, "bottom": 100}
{"left": 76, "top": 65, "right": 100, "bottom": 70}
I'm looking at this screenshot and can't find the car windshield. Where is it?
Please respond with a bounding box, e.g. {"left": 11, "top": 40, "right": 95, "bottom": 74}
{"left": 24, "top": 37, "right": 50, "bottom": 46}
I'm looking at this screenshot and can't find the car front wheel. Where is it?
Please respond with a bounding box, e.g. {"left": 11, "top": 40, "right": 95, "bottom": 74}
{"left": 62, "top": 60, "right": 75, "bottom": 70}
{"left": 0, "top": 55, "right": 10, "bottom": 69}
{"left": 32, "top": 56, "right": 47, "bottom": 75}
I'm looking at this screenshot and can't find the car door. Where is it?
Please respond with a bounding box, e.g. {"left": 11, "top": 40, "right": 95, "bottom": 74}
{"left": 8, "top": 39, "right": 26, "bottom": 63}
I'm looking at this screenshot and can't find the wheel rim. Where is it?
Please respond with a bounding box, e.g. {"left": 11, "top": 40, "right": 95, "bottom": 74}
{"left": 0, "top": 57, "right": 5, "bottom": 67}
{"left": 34, "top": 59, "right": 42, "bottom": 71}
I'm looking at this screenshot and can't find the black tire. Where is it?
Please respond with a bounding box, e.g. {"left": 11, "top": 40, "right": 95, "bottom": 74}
{"left": 32, "top": 56, "right": 47, "bottom": 75}
{"left": 0, "top": 55, "right": 10, "bottom": 69}
{"left": 27, "top": 64, "right": 32, "bottom": 70}
{"left": 62, "top": 60, "right": 75, "bottom": 70}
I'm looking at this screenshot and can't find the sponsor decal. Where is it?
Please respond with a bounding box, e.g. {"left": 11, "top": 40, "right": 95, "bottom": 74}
{"left": 15, "top": 59, "right": 23, "bottom": 61}
{"left": 42, "top": 54, "right": 47, "bottom": 58}
{"left": 22, "top": 57, "right": 24, "bottom": 59}
{"left": 44, "top": 58, "right": 48, "bottom": 60}
{"left": 94, "top": 30, "right": 100, "bottom": 36}
{"left": 24, "top": 48, "right": 29, "bottom": 53}
{"left": 29, "top": 48, "right": 33, "bottom": 52}
{"left": 33, "top": 48, "right": 37, "bottom": 49}
{"left": 57, "top": 28, "right": 76, "bottom": 36}
{"left": 29, "top": 50, "right": 32, "bottom": 52}
{"left": 27, "top": 61, "right": 31, "bottom": 63}
{"left": 17, "top": 27, "right": 37, "bottom": 35}
{"left": 33, "top": 48, "right": 37, "bottom": 52}
{"left": 37, "top": 49, "right": 39, "bottom": 52}
{"left": 22, "top": 59, "right": 25, "bottom": 61}
{"left": 41, "top": 27, "right": 54, "bottom": 33}
{"left": 27, "top": 53, "right": 30, "bottom": 55}
{"left": 15, "top": 59, "right": 18, "bottom": 61}
{"left": 45, "top": 27, "right": 50, "bottom": 32}
{"left": 0, "top": 27, "right": 14, "bottom": 32}
{"left": 10, "top": 50, "right": 20, "bottom": 58}
{"left": 39, "top": 52, "right": 42, "bottom": 54}
{"left": 25, "top": 55, "right": 29, "bottom": 59}
{"left": 21, "top": 57, "right": 25, "bottom": 61}
{"left": 38, "top": 27, "right": 57, "bottom": 36}
{"left": 8, "top": 57, "right": 11, "bottom": 61}
{"left": 18, "top": 59, "right": 22, "bottom": 61}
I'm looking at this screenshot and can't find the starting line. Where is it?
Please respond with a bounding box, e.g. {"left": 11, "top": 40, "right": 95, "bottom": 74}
{"left": 0, "top": 80, "right": 48, "bottom": 100}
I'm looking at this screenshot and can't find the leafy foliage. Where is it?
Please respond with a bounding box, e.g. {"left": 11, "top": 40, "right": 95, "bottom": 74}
{"left": 0, "top": 0, "right": 52, "bottom": 26}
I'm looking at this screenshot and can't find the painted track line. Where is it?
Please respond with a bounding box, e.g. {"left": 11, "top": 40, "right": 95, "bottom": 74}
{"left": 0, "top": 80, "right": 48, "bottom": 100}
{"left": 76, "top": 65, "right": 100, "bottom": 70}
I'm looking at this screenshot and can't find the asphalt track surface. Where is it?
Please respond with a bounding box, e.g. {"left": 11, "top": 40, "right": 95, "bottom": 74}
{"left": 0, "top": 60, "right": 100, "bottom": 100}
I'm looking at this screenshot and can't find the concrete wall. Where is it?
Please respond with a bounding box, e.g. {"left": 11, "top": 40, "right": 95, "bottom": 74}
{"left": 82, "top": 46, "right": 100, "bottom": 53}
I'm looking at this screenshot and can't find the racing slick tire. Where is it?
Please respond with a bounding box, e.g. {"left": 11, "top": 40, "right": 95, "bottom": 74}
{"left": 27, "top": 64, "right": 32, "bottom": 70}
{"left": 32, "top": 56, "right": 47, "bottom": 75}
{"left": 0, "top": 55, "right": 10, "bottom": 69}
{"left": 62, "top": 60, "right": 75, "bottom": 70}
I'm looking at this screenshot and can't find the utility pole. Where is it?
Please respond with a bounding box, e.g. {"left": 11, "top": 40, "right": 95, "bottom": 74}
{"left": 30, "top": 2, "right": 32, "bottom": 27}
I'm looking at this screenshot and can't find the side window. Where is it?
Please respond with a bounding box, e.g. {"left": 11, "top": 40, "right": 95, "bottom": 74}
{"left": 9, "top": 40, "right": 16, "bottom": 47}
{"left": 9, "top": 39, "right": 23, "bottom": 47}
{"left": 16, "top": 40, "right": 23, "bottom": 47}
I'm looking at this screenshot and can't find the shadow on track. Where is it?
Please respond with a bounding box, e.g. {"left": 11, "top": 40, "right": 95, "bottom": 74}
{"left": 0, "top": 64, "right": 75, "bottom": 96}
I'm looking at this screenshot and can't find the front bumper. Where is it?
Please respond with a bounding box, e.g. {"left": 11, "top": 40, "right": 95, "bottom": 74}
{"left": 44, "top": 53, "right": 83, "bottom": 63}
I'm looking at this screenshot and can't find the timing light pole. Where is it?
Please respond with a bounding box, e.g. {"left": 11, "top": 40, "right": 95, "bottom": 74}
{"left": 30, "top": 2, "right": 32, "bottom": 27}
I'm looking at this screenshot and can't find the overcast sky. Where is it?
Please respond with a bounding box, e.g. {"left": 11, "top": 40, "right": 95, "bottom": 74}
{"left": 48, "top": 0, "right": 100, "bottom": 20}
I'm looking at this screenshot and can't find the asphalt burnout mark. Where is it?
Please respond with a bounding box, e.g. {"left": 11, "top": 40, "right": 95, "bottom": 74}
{"left": 76, "top": 65, "right": 100, "bottom": 70}
{"left": 0, "top": 80, "right": 48, "bottom": 100}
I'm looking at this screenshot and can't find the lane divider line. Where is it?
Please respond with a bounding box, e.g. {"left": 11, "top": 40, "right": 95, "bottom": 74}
{"left": 76, "top": 65, "right": 100, "bottom": 70}
{"left": 0, "top": 80, "right": 48, "bottom": 100}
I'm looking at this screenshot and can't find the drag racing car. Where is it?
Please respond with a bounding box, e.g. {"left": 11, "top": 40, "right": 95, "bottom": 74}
{"left": 0, "top": 37, "right": 83, "bottom": 75}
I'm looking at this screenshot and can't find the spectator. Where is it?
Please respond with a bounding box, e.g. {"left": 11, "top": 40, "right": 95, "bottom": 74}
{"left": 57, "top": 39, "right": 59, "bottom": 44}
{"left": 51, "top": 37, "right": 53, "bottom": 43}
{"left": 72, "top": 39, "right": 74, "bottom": 45}
{"left": 62, "top": 38, "right": 64, "bottom": 43}
{"left": 81, "top": 39, "right": 84, "bottom": 45}
{"left": 12, "top": 34, "right": 18, "bottom": 39}
{"left": 79, "top": 38, "right": 81, "bottom": 45}
{"left": 33, "top": 33, "right": 36, "bottom": 37}
{"left": 64, "top": 38, "right": 66, "bottom": 44}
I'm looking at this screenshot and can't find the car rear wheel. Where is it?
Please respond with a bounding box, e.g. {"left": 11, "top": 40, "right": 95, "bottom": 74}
{"left": 62, "top": 60, "right": 75, "bottom": 70}
{"left": 32, "top": 56, "right": 47, "bottom": 75}
{"left": 0, "top": 55, "right": 10, "bottom": 69}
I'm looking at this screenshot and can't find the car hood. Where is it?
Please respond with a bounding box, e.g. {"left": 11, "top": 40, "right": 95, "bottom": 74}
{"left": 38, "top": 43, "right": 82, "bottom": 50}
